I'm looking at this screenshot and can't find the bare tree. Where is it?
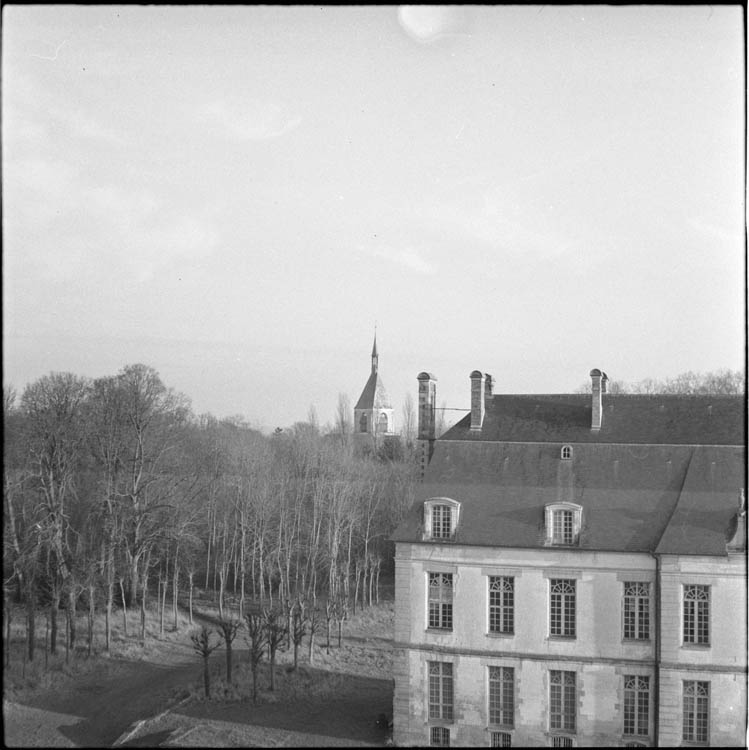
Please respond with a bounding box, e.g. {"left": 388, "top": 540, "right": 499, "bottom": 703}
{"left": 190, "top": 626, "right": 221, "bottom": 698}
{"left": 244, "top": 610, "right": 267, "bottom": 704}
{"left": 263, "top": 608, "right": 287, "bottom": 691}
{"left": 217, "top": 615, "right": 241, "bottom": 684}
{"left": 400, "top": 391, "right": 416, "bottom": 449}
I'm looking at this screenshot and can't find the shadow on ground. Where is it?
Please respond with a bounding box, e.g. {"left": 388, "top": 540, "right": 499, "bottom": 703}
{"left": 177, "top": 670, "right": 392, "bottom": 745}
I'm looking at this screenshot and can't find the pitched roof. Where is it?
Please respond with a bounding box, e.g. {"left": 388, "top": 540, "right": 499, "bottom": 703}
{"left": 441, "top": 393, "right": 744, "bottom": 445}
{"left": 391, "top": 440, "right": 745, "bottom": 556}
{"left": 354, "top": 371, "right": 392, "bottom": 410}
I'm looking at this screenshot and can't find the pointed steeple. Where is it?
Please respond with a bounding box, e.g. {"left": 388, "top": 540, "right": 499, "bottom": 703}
{"left": 371, "top": 330, "right": 378, "bottom": 374}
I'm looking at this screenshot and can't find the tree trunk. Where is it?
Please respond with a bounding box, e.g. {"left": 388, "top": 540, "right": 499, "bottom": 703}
{"left": 67, "top": 589, "right": 77, "bottom": 650}
{"left": 353, "top": 561, "right": 361, "bottom": 616}
{"left": 160, "top": 571, "right": 167, "bottom": 637}
{"left": 188, "top": 571, "right": 194, "bottom": 626}
{"left": 26, "top": 593, "right": 35, "bottom": 662}
{"left": 203, "top": 654, "right": 211, "bottom": 698}
{"left": 49, "top": 597, "right": 58, "bottom": 655}
{"left": 5, "top": 598, "right": 11, "bottom": 667}
{"left": 88, "top": 583, "right": 95, "bottom": 657}
{"left": 225, "top": 639, "right": 232, "bottom": 684}
{"left": 105, "top": 578, "right": 113, "bottom": 652}
{"left": 119, "top": 578, "right": 128, "bottom": 636}
{"left": 172, "top": 553, "right": 179, "bottom": 631}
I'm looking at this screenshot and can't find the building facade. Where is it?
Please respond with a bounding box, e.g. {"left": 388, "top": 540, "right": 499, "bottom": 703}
{"left": 392, "top": 369, "right": 746, "bottom": 747}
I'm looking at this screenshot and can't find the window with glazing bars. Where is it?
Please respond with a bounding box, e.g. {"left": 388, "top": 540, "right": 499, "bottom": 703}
{"left": 491, "top": 731, "right": 512, "bottom": 747}
{"left": 682, "top": 680, "right": 709, "bottom": 742}
{"left": 623, "top": 582, "right": 650, "bottom": 640}
{"left": 488, "top": 666, "right": 514, "bottom": 727}
{"left": 488, "top": 576, "right": 514, "bottom": 634}
{"left": 550, "top": 579, "right": 576, "bottom": 637}
{"left": 552, "top": 510, "right": 574, "bottom": 544}
{"left": 432, "top": 504, "right": 453, "bottom": 539}
{"left": 550, "top": 737, "right": 573, "bottom": 748}
{"left": 428, "top": 573, "right": 453, "bottom": 629}
{"left": 428, "top": 662, "right": 454, "bottom": 721}
{"left": 683, "top": 585, "right": 709, "bottom": 645}
{"left": 623, "top": 675, "right": 649, "bottom": 736}
{"left": 549, "top": 670, "right": 576, "bottom": 733}
{"left": 430, "top": 726, "right": 450, "bottom": 747}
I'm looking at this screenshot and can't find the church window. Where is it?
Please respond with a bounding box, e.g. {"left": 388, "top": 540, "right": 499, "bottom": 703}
{"left": 378, "top": 413, "right": 389, "bottom": 433}
{"left": 359, "top": 413, "right": 368, "bottom": 433}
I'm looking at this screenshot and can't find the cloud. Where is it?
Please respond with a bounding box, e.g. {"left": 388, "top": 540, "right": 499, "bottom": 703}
{"left": 200, "top": 99, "right": 302, "bottom": 141}
{"left": 368, "top": 244, "right": 437, "bottom": 275}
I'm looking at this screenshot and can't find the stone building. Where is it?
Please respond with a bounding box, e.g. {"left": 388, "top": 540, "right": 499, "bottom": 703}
{"left": 391, "top": 368, "right": 746, "bottom": 747}
{"left": 353, "top": 334, "right": 395, "bottom": 452}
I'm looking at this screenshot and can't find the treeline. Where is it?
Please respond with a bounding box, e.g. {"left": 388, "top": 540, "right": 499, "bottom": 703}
{"left": 3, "top": 364, "right": 417, "bottom": 660}
{"left": 576, "top": 368, "right": 745, "bottom": 395}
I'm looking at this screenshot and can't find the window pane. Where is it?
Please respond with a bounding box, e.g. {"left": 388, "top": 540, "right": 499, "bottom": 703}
{"left": 489, "top": 577, "right": 514, "bottom": 635}
{"left": 428, "top": 573, "right": 453, "bottom": 630}
{"left": 683, "top": 586, "right": 710, "bottom": 645}
{"left": 550, "top": 580, "right": 576, "bottom": 637}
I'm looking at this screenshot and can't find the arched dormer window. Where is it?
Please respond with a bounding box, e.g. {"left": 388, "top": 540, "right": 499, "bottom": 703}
{"left": 378, "top": 413, "right": 388, "bottom": 434}
{"left": 545, "top": 502, "right": 582, "bottom": 546}
{"left": 359, "top": 413, "right": 368, "bottom": 433}
{"left": 424, "top": 498, "right": 461, "bottom": 541}
{"left": 561, "top": 445, "right": 573, "bottom": 460}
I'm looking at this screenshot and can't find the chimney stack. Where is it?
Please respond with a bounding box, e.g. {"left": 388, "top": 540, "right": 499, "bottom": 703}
{"left": 484, "top": 373, "right": 493, "bottom": 407}
{"left": 470, "top": 370, "right": 485, "bottom": 431}
{"left": 590, "top": 369, "right": 608, "bottom": 431}
{"left": 417, "top": 372, "right": 437, "bottom": 441}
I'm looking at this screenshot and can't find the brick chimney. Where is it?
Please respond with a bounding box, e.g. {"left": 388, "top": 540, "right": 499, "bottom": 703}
{"left": 590, "top": 369, "right": 609, "bottom": 431}
{"left": 417, "top": 372, "right": 437, "bottom": 441}
{"left": 470, "top": 370, "right": 485, "bottom": 431}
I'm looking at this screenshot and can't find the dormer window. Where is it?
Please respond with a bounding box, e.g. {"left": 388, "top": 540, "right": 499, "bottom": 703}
{"left": 424, "top": 498, "right": 461, "bottom": 541}
{"left": 561, "top": 445, "right": 573, "bottom": 460}
{"left": 545, "top": 503, "right": 582, "bottom": 546}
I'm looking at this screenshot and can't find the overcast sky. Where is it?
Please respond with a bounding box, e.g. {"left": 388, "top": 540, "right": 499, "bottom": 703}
{"left": 3, "top": 5, "right": 745, "bottom": 431}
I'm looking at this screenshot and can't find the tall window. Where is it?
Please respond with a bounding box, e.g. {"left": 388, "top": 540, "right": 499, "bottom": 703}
{"left": 489, "top": 577, "right": 514, "bottom": 635}
{"left": 549, "top": 670, "right": 576, "bottom": 733}
{"left": 682, "top": 681, "right": 709, "bottom": 742}
{"left": 428, "top": 573, "right": 453, "bottom": 630}
{"left": 378, "top": 412, "right": 388, "bottom": 433}
{"left": 431, "top": 504, "right": 453, "bottom": 539}
{"left": 623, "top": 582, "right": 650, "bottom": 640}
{"left": 550, "top": 579, "right": 576, "bottom": 638}
{"left": 488, "top": 666, "right": 514, "bottom": 727}
{"left": 359, "top": 413, "right": 368, "bottom": 432}
{"left": 623, "top": 675, "right": 650, "bottom": 737}
{"left": 428, "top": 662, "right": 454, "bottom": 721}
{"left": 683, "top": 585, "right": 710, "bottom": 645}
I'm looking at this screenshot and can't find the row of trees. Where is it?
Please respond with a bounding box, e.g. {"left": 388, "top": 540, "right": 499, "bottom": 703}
{"left": 3, "top": 364, "right": 417, "bottom": 661}
{"left": 577, "top": 368, "right": 745, "bottom": 395}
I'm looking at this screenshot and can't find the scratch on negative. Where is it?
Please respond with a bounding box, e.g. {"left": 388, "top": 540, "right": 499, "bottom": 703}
{"left": 30, "top": 40, "right": 67, "bottom": 61}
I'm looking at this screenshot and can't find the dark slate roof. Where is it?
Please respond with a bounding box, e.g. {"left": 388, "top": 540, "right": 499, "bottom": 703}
{"left": 354, "top": 371, "right": 392, "bottom": 410}
{"left": 391, "top": 440, "right": 746, "bottom": 556}
{"left": 441, "top": 394, "right": 744, "bottom": 445}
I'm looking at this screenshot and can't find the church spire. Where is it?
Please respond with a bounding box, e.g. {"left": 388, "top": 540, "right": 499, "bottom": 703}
{"left": 371, "top": 329, "right": 378, "bottom": 373}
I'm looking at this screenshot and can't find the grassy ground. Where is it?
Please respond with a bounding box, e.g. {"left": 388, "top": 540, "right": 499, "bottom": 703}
{"left": 3, "top": 587, "right": 394, "bottom": 706}
{"left": 3, "top": 601, "right": 197, "bottom": 704}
